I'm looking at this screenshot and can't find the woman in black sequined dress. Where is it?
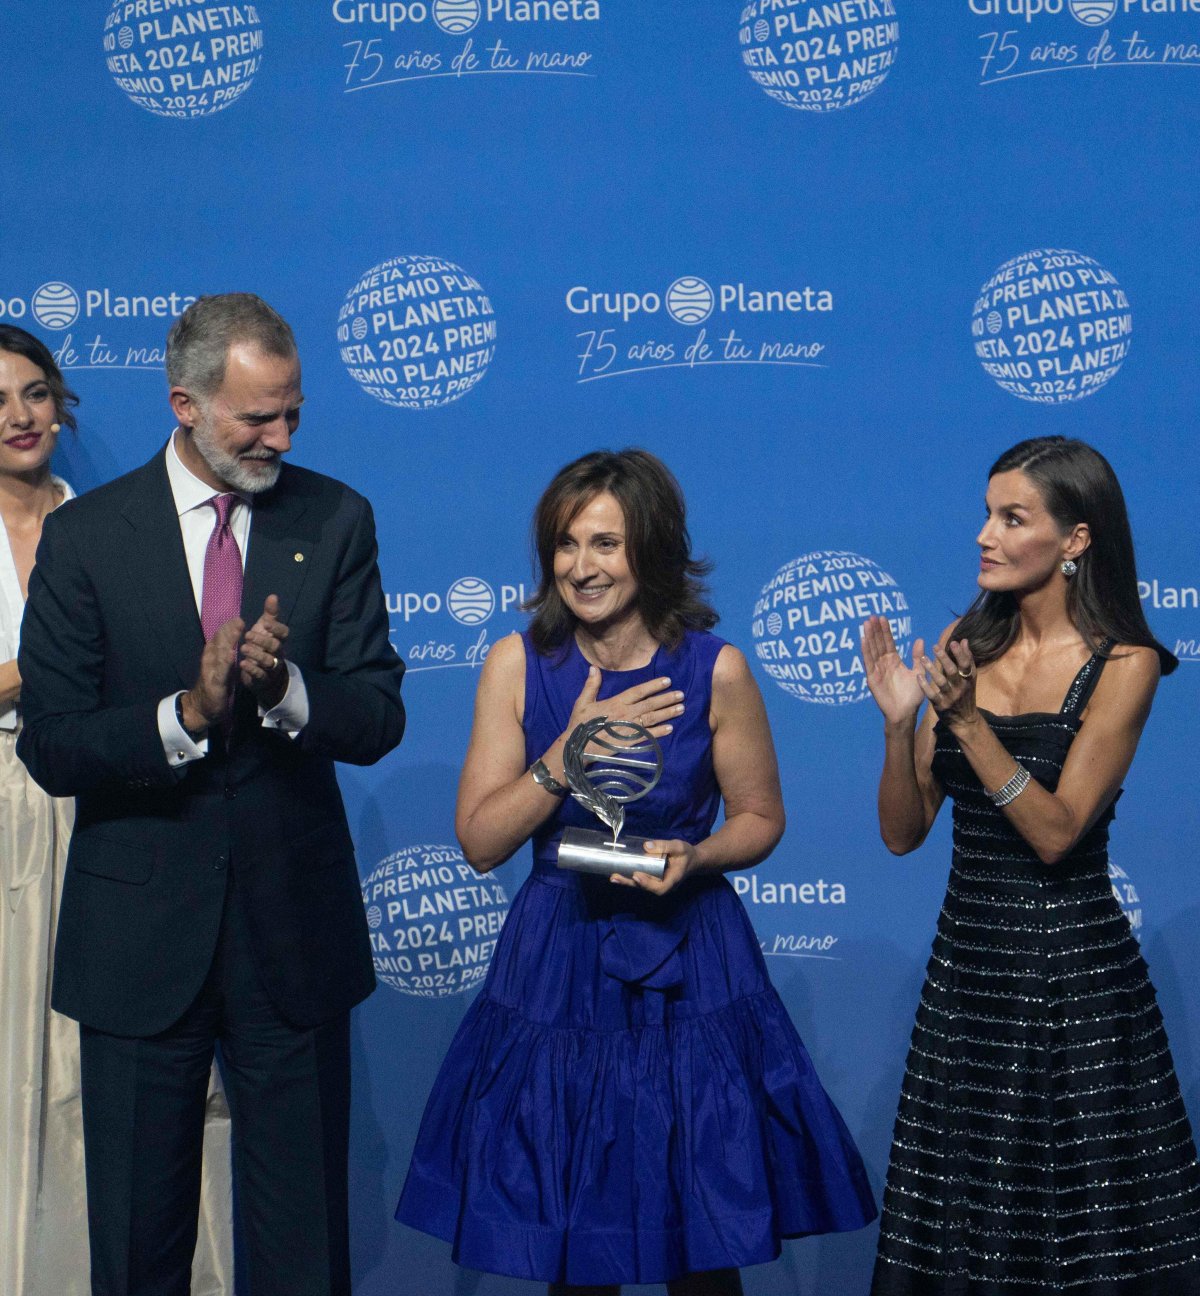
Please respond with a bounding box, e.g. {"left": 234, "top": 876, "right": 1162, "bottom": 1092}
{"left": 862, "top": 436, "right": 1200, "bottom": 1294}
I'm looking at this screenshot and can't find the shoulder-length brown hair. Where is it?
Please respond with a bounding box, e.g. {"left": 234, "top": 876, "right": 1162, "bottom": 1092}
{"left": 525, "top": 449, "right": 718, "bottom": 655}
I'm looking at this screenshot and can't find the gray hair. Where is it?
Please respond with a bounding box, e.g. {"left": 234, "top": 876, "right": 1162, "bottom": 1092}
{"left": 166, "top": 293, "right": 296, "bottom": 399}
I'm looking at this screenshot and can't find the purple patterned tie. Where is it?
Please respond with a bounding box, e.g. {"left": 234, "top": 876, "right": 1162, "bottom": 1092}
{"left": 200, "top": 493, "right": 243, "bottom": 641}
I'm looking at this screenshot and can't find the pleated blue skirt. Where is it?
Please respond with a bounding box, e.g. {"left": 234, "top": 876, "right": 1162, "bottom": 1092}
{"left": 396, "top": 866, "right": 876, "bottom": 1285}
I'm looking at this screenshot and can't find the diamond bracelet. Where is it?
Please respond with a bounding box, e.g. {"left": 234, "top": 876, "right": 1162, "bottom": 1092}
{"left": 987, "top": 764, "right": 1031, "bottom": 807}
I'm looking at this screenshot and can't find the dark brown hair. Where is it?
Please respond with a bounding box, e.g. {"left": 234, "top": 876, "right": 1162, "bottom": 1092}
{"left": 955, "top": 436, "right": 1176, "bottom": 674}
{"left": 0, "top": 325, "right": 80, "bottom": 432}
{"left": 526, "top": 449, "right": 718, "bottom": 654}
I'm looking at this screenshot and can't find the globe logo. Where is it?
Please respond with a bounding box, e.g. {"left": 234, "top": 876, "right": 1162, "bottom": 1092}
{"left": 32, "top": 282, "right": 80, "bottom": 330}
{"left": 739, "top": 3, "right": 899, "bottom": 113}
{"left": 337, "top": 254, "right": 497, "bottom": 410}
{"left": 447, "top": 577, "right": 496, "bottom": 625}
{"left": 665, "top": 277, "right": 715, "bottom": 326}
{"left": 360, "top": 844, "right": 510, "bottom": 998}
{"left": 751, "top": 550, "right": 913, "bottom": 705}
{"left": 434, "top": 0, "right": 481, "bottom": 34}
{"left": 972, "top": 249, "right": 1132, "bottom": 405}
{"left": 1069, "top": 0, "right": 1118, "bottom": 24}
{"left": 104, "top": 0, "right": 264, "bottom": 119}
{"left": 566, "top": 718, "right": 664, "bottom": 807}
{"left": 366, "top": 905, "right": 383, "bottom": 929}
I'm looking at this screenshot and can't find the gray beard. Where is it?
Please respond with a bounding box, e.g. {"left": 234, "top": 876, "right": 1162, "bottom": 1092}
{"left": 192, "top": 418, "right": 282, "bottom": 494}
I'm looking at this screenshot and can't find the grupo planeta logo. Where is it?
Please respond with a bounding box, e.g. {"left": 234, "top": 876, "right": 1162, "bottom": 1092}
{"left": 972, "top": 249, "right": 1131, "bottom": 404}
{"left": 569, "top": 273, "right": 832, "bottom": 383}
{"left": 751, "top": 550, "right": 912, "bottom": 705}
{"left": 336, "top": 0, "right": 598, "bottom": 93}
{"left": 387, "top": 574, "right": 528, "bottom": 673}
{"left": 1139, "top": 574, "right": 1200, "bottom": 663}
{"left": 361, "top": 844, "right": 510, "bottom": 999}
{"left": 733, "top": 866, "right": 846, "bottom": 961}
{"left": 337, "top": 255, "right": 496, "bottom": 409}
{"left": 0, "top": 279, "right": 197, "bottom": 373}
{"left": 103, "top": 0, "right": 264, "bottom": 119}
{"left": 973, "top": 0, "right": 1200, "bottom": 86}
{"left": 739, "top": 0, "right": 899, "bottom": 113}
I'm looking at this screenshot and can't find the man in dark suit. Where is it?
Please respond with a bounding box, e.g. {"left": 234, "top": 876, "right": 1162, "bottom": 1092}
{"left": 17, "top": 294, "right": 405, "bottom": 1295}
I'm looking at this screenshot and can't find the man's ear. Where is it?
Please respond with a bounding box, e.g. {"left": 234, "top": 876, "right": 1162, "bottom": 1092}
{"left": 169, "top": 386, "right": 200, "bottom": 429}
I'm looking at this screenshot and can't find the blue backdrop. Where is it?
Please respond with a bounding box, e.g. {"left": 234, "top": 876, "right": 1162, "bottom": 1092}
{"left": 10, "top": 2, "right": 1200, "bottom": 1291}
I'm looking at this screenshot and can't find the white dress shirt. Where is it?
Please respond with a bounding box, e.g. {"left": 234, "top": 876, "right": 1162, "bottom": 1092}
{"left": 0, "top": 476, "right": 75, "bottom": 731}
{"left": 158, "top": 430, "right": 309, "bottom": 766}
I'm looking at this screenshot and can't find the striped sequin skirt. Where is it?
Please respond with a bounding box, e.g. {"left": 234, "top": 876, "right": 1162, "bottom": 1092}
{"left": 872, "top": 849, "right": 1200, "bottom": 1294}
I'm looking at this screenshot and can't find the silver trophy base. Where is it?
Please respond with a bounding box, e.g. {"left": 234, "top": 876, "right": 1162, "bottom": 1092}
{"left": 557, "top": 827, "right": 667, "bottom": 880}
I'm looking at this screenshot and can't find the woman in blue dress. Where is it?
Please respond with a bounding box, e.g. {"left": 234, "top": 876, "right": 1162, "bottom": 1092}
{"left": 397, "top": 449, "right": 876, "bottom": 1293}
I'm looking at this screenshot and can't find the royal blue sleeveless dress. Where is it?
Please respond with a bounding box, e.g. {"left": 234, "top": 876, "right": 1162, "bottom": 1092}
{"left": 396, "top": 629, "right": 876, "bottom": 1285}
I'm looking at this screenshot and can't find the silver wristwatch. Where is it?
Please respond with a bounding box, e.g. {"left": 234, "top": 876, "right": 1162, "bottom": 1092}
{"left": 530, "top": 759, "right": 569, "bottom": 797}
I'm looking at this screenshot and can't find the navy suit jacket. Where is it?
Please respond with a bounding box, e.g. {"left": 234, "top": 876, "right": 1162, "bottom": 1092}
{"left": 18, "top": 449, "right": 405, "bottom": 1036}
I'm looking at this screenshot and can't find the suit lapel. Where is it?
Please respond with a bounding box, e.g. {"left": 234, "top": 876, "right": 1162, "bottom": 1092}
{"left": 241, "top": 472, "right": 313, "bottom": 629}
{"left": 120, "top": 451, "right": 204, "bottom": 691}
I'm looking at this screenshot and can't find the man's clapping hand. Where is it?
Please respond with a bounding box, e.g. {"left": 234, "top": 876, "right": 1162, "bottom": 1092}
{"left": 179, "top": 618, "right": 243, "bottom": 734}
{"left": 239, "top": 594, "right": 290, "bottom": 709}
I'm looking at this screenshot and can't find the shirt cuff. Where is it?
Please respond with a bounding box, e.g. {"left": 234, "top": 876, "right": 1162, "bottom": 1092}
{"left": 259, "top": 661, "right": 308, "bottom": 737}
{"left": 159, "top": 692, "right": 208, "bottom": 767}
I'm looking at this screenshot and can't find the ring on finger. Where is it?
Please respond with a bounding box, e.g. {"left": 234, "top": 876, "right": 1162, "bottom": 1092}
{"left": 959, "top": 664, "right": 975, "bottom": 678}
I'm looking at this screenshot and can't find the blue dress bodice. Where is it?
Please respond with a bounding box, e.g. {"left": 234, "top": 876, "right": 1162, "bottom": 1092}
{"left": 522, "top": 629, "right": 725, "bottom": 876}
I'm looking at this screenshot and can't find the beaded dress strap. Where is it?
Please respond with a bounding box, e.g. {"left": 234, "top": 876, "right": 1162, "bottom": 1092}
{"left": 1059, "top": 639, "right": 1115, "bottom": 717}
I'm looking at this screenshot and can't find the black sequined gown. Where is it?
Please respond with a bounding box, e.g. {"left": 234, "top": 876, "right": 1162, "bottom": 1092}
{"left": 872, "top": 651, "right": 1200, "bottom": 1294}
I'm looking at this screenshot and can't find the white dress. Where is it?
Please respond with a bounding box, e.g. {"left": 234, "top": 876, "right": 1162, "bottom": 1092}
{"left": 0, "top": 477, "right": 234, "bottom": 1294}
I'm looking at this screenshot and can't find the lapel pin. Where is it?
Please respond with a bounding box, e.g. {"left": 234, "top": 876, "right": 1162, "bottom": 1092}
{"left": 294, "top": 552, "right": 304, "bottom": 562}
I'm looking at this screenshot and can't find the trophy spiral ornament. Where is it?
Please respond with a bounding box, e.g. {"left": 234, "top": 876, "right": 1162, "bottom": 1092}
{"left": 562, "top": 717, "right": 663, "bottom": 843}
{"left": 558, "top": 717, "right": 668, "bottom": 879}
